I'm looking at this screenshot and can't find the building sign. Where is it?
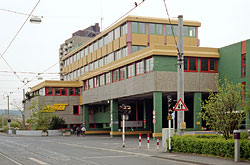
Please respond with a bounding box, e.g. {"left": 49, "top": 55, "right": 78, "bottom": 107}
{"left": 41, "top": 104, "right": 68, "bottom": 113}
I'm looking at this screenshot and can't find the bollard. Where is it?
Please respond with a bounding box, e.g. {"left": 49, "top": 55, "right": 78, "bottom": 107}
{"left": 147, "top": 134, "right": 150, "bottom": 149}
{"left": 234, "top": 130, "right": 240, "bottom": 162}
{"left": 156, "top": 137, "right": 159, "bottom": 150}
{"left": 139, "top": 133, "right": 141, "bottom": 148}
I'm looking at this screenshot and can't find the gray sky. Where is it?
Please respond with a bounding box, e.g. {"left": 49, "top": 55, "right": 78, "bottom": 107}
{"left": 0, "top": 0, "right": 250, "bottom": 109}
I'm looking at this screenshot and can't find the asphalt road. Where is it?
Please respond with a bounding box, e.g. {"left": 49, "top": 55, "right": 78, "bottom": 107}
{"left": 0, "top": 134, "right": 193, "bottom": 165}
{"left": 0, "top": 134, "right": 249, "bottom": 165}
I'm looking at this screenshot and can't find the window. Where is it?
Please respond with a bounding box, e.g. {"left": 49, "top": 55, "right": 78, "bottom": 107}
{"left": 115, "top": 50, "right": 122, "bottom": 60}
{"left": 242, "top": 54, "right": 246, "bottom": 77}
{"left": 119, "top": 66, "right": 126, "bottom": 80}
{"left": 105, "top": 72, "right": 110, "bottom": 84}
{"left": 122, "top": 47, "right": 128, "bottom": 57}
{"left": 112, "top": 69, "right": 119, "bottom": 82}
{"left": 131, "top": 45, "right": 146, "bottom": 54}
{"left": 114, "top": 27, "right": 121, "bottom": 39}
{"left": 46, "top": 88, "right": 53, "bottom": 96}
{"left": 55, "top": 88, "right": 67, "bottom": 96}
{"left": 69, "top": 88, "right": 80, "bottom": 96}
{"left": 184, "top": 57, "right": 197, "bottom": 72}
{"left": 94, "top": 76, "right": 99, "bottom": 88}
{"left": 94, "top": 60, "right": 99, "bottom": 70}
{"left": 83, "top": 80, "right": 89, "bottom": 91}
{"left": 94, "top": 42, "right": 98, "bottom": 51}
{"left": 85, "top": 65, "right": 89, "bottom": 73}
{"left": 145, "top": 57, "right": 154, "bottom": 73}
{"left": 89, "top": 78, "right": 93, "bottom": 89}
{"left": 166, "top": 24, "right": 178, "bottom": 36}
{"left": 89, "top": 63, "right": 93, "bottom": 71}
{"left": 121, "top": 23, "right": 128, "bottom": 35}
{"left": 200, "top": 58, "right": 218, "bottom": 72}
{"left": 80, "top": 50, "right": 84, "bottom": 58}
{"left": 73, "top": 105, "right": 79, "bottom": 115}
{"left": 108, "top": 31, "right": 114, "bottom": 43}
{"left": 100, "top": 74, "right": 105, "bottom": 86}
{"left": 89, "top": 44, "right": 93, "bottom": 54}
{"left": 136, "top": 61, "right": 144, "bottom": 75}
{"left": 241, "top": 82, "right": 246, "bottom": 104}
{"left": 156, "top": 24, "right": 163, "bottom": 35}
{"left": 98, "top": 38, "right": 103, "bottom": 48}
{"left": 189, "top": 27, "right": 196, "bottom": 37}
{"left": 127, "top": 63, "right": 135, "bottom": 78}
{"left": 84, "top": 47, "right": 89, "bottom": 56}
{"left": 107, "top": 53, "right": 114, "bottom": 64}
{"left": 131, "top": 22, "right": 146, "bottom": 34}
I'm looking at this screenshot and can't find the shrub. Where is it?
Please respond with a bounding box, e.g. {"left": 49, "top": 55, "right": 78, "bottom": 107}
{"left": 168, "top": 135, "right": 250, "bottom": 160}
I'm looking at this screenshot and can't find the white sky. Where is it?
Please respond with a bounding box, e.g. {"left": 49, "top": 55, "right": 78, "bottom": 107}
{"left": 0, "top": 0, "right": 250, "bottom": 109}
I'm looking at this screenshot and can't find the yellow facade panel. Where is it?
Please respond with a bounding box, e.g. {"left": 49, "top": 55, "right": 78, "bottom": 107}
{"left": 149, "top": 35, "right": 165, "bottom": 45}
{"left": 120, "top": 35, "right": 127, "bottom": 48}
{"left": 131, "top": 34, "right": 147, "bottom": 45}
{"left": 69, "top": 64, "right": 72, "bottom": 73}
{"left": 92, "top": 51, "right": 97, "bottom": 61}
{"left": 97, "top": 48, "right": 102, "bottom": 59}
{"left": 183, "top": 38, "right": 198, "bottom": 47}
{"left": 166, "top": 36, "right": 179, "bottom": 46}
{"left": 102, "top": 45, "right": 107, "bottom": 57}
{"left": 113, "top": 39, "right": 120, "bottom": 51}
{"left": 87, "top": 54, "right": 92, "bottom": 63}
{"left": 107, "top": 42, "right": 113, "bottom": 54}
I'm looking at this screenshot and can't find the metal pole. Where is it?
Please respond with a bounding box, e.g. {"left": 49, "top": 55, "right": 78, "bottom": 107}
{"left": 122, "top": 114, "right": 125, "bottom": 148}
{"left": 7, "top": 95, "right": 10, "bottom": 134}
{"left": 168, "top": 119, "right": 171, "bottom": 152}
{"left": 23, "top": 89, "right": 25, "bottom": 129}
{"left": 177, "top": 15, "right": 184, "bottom": 136}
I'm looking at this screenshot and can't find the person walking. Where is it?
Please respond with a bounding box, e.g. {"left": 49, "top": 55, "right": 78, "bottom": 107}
{"left": 81, "top": 126, "right": 86, "bottom": 136}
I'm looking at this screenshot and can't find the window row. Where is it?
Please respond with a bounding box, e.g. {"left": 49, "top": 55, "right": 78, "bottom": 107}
{"left": 83, "top": 57, "right": 153, "bottom": 90}
{"left": 131, "top": 21, "right": 196, "bottom": 37}
{"left": 64, "top": 47, "right": 128, "bottom": 81}
{"left": 184, "top": 57, "right": 218, "bottom": 73}
{"left": 45, "top": 87, "right": 80, "bottom": 96}
{"left": 63, "top": 23, "right": 128, "bottom": 67}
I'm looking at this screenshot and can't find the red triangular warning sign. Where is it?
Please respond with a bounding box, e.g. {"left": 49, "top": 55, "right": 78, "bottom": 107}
{"left": 173, "top": 98, "right": 188, "bottom": 111}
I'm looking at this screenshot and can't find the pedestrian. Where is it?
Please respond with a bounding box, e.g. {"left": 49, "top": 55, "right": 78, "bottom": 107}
{"left": 72, "top": 125, "right": 76, "bottom": 135}
{"left": 81, "top": 126, "right": 86, "bottom": 136}
{"left": 76, "top": 126, "right": 81, "bottom": 136}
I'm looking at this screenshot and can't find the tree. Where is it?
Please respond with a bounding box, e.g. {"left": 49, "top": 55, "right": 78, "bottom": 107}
{"left": 201, "top": 78, "right": 246, "bottom": 140}
{"left": 27, "top": 101, "right": 53, "bottom": 131}
{"left": 49, "top": 116, "right": 65, "bottom": 130}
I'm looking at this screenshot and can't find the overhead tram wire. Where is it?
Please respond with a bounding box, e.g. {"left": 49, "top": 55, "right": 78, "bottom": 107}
{"left": 163, "top": 0, "right": 179, "bottom": 54}
{"left": 7, "top": 0, "right": 146, "bottom": 96}
{"left": 0, "top": 0, "right": 41, "bottom": 84}
{"left": 0, "top": 8, "right": 37, "bottom": 17}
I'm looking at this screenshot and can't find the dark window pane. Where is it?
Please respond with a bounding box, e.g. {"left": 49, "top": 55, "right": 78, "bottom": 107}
{"left": 201, "top": 58, "right": 208, "bottom": 71}
{"left": 75, "top": 88, "right": 80, "bottom": 95}
{"left": 210, "top": 59, "right": 216, "bottom": 71}
{"left": 184, "top": 57, "right": 187, "bottom": 70}
{"left": 55, "top": 88, "right": 60, "bottom": 95}
{"left": 61, "top": 88, "right": 67, "bottom": 95}
{"left": 189, "top": 58, "right": 196, "bottom": 71}
{"left": 69, "top": 88, "right": 74, "bottom": 95}
{"left": 73, "top": 106, "right": 79, "bottom": 115}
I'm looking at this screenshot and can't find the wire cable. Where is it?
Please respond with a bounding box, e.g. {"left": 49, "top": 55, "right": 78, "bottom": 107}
{"left": 0, "top": 0, "right": 41, "bottom": 84}
{"left": 162, "top": 0, "right": 179, "bottom": 54}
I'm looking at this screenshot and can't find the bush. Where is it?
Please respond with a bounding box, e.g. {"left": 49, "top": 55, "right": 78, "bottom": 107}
{"left": 168, "top": 135, "right": 250, "bottom": 160}
{"left": 49, "top": 116, "right": 65, "bottom": 130}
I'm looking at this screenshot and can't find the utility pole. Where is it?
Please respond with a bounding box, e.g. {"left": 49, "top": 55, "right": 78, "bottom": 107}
{"left": 23, "top": 89, "right": 26, "bottom": 129}
{"left": 7, "top": 95, "right": 11, "bottom": 134}
{"left": 177, "top": 15, "right": 185, "bottom": 136}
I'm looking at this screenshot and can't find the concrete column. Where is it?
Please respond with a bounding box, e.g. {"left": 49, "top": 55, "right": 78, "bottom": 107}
{"left": 153, "top": 92, "right": 162, "bottom": 138}
{"left": 193, "top": 93, "right": 202, "bottom": 131}
{"left": 83, "top": 104, "right": 89, "bottom": 130}
{"left": 110, "top": 99, "right": 118, "bottom": 137}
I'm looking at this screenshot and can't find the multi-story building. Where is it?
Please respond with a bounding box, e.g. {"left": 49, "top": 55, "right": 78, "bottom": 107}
{"left": 24, "top": 15, "right": 249, "bottom": 136}
{"left": 59, "top": 23, "right": 100, "bottom": 80}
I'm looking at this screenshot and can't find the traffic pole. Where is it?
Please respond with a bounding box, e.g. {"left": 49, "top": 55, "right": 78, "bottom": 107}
{"left": 139, "top": 133, "right": 141, "bottom": 148}
{"left": 122, "top": 114, "right": 125, "bottom": 148}
{"left": 147, "top": 134, "right": 150, "bottom": 149}
{"left": 157, "top": 136, "right": 159, "bottom": 150}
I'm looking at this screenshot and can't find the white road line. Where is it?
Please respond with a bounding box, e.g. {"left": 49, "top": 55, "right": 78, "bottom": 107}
{"left": 29, "top": 157, "right": 48, "bottom": 165}
{"left": 57, "top": 141, "right": 151, "bottom": 157}
{"left": 81, "top": 155, "right": 138, "bottom": 159}
{"left": 0, "top": 152, "right": 22, "bottom": 165}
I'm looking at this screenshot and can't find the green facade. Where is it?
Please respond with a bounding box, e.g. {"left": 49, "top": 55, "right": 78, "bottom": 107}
{"left": 153, "top": 56, "right": 177, "bottom": 72}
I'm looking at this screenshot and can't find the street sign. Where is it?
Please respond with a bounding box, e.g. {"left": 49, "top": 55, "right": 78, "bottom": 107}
{"left": 173, "top": 98, "right": 188, "bottom": 111}
{"left": 167, "top": 115, "right": 172, "bottom": 120}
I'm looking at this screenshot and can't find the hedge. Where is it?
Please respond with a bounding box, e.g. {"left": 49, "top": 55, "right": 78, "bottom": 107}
{"left": 168, "top": 135, "right": 250, "bottom": 160}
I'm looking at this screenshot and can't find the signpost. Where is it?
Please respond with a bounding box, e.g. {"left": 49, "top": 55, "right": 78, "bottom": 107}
{"left": 119, "top": 104, "right": 131, "bottom": 148}
{"left": 173, "top": 98, "right": 188, "bottom": 111}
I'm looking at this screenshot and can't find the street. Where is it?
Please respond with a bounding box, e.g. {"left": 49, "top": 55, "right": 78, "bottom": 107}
{"left": 0, "top": 134, "right": 248, "bottom": 165}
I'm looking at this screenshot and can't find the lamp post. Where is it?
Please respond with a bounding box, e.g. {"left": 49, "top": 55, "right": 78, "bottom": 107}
{"left": 7, "top": 95, "right": 11, "bottom": 134}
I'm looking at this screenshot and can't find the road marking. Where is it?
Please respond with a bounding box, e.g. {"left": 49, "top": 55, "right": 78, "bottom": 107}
{"left": 81, "top": 155, "right": 137, "bottom": 159}
{"left": 29, "top": 157, "right": 48, "bottom": 165}
{"left": 0, "top": 152, "right": 22, "bottom": 165}
{"left": 57, "top": 141, "right": 151, "bottom": 157}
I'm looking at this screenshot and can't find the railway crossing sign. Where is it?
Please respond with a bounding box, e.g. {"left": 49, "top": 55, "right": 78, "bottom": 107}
{"left": 173, "top": 98, "right": 188, "bottom": 111}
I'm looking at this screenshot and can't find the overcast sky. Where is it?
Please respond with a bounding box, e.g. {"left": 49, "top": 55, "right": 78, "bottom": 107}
{"left": 0, "top": 0, "right": 250, "bottom": 109}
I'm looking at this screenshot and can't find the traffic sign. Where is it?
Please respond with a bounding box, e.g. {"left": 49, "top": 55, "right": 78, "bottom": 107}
{"left": 173, "top": 98, "right": 188, "bottom": 111}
